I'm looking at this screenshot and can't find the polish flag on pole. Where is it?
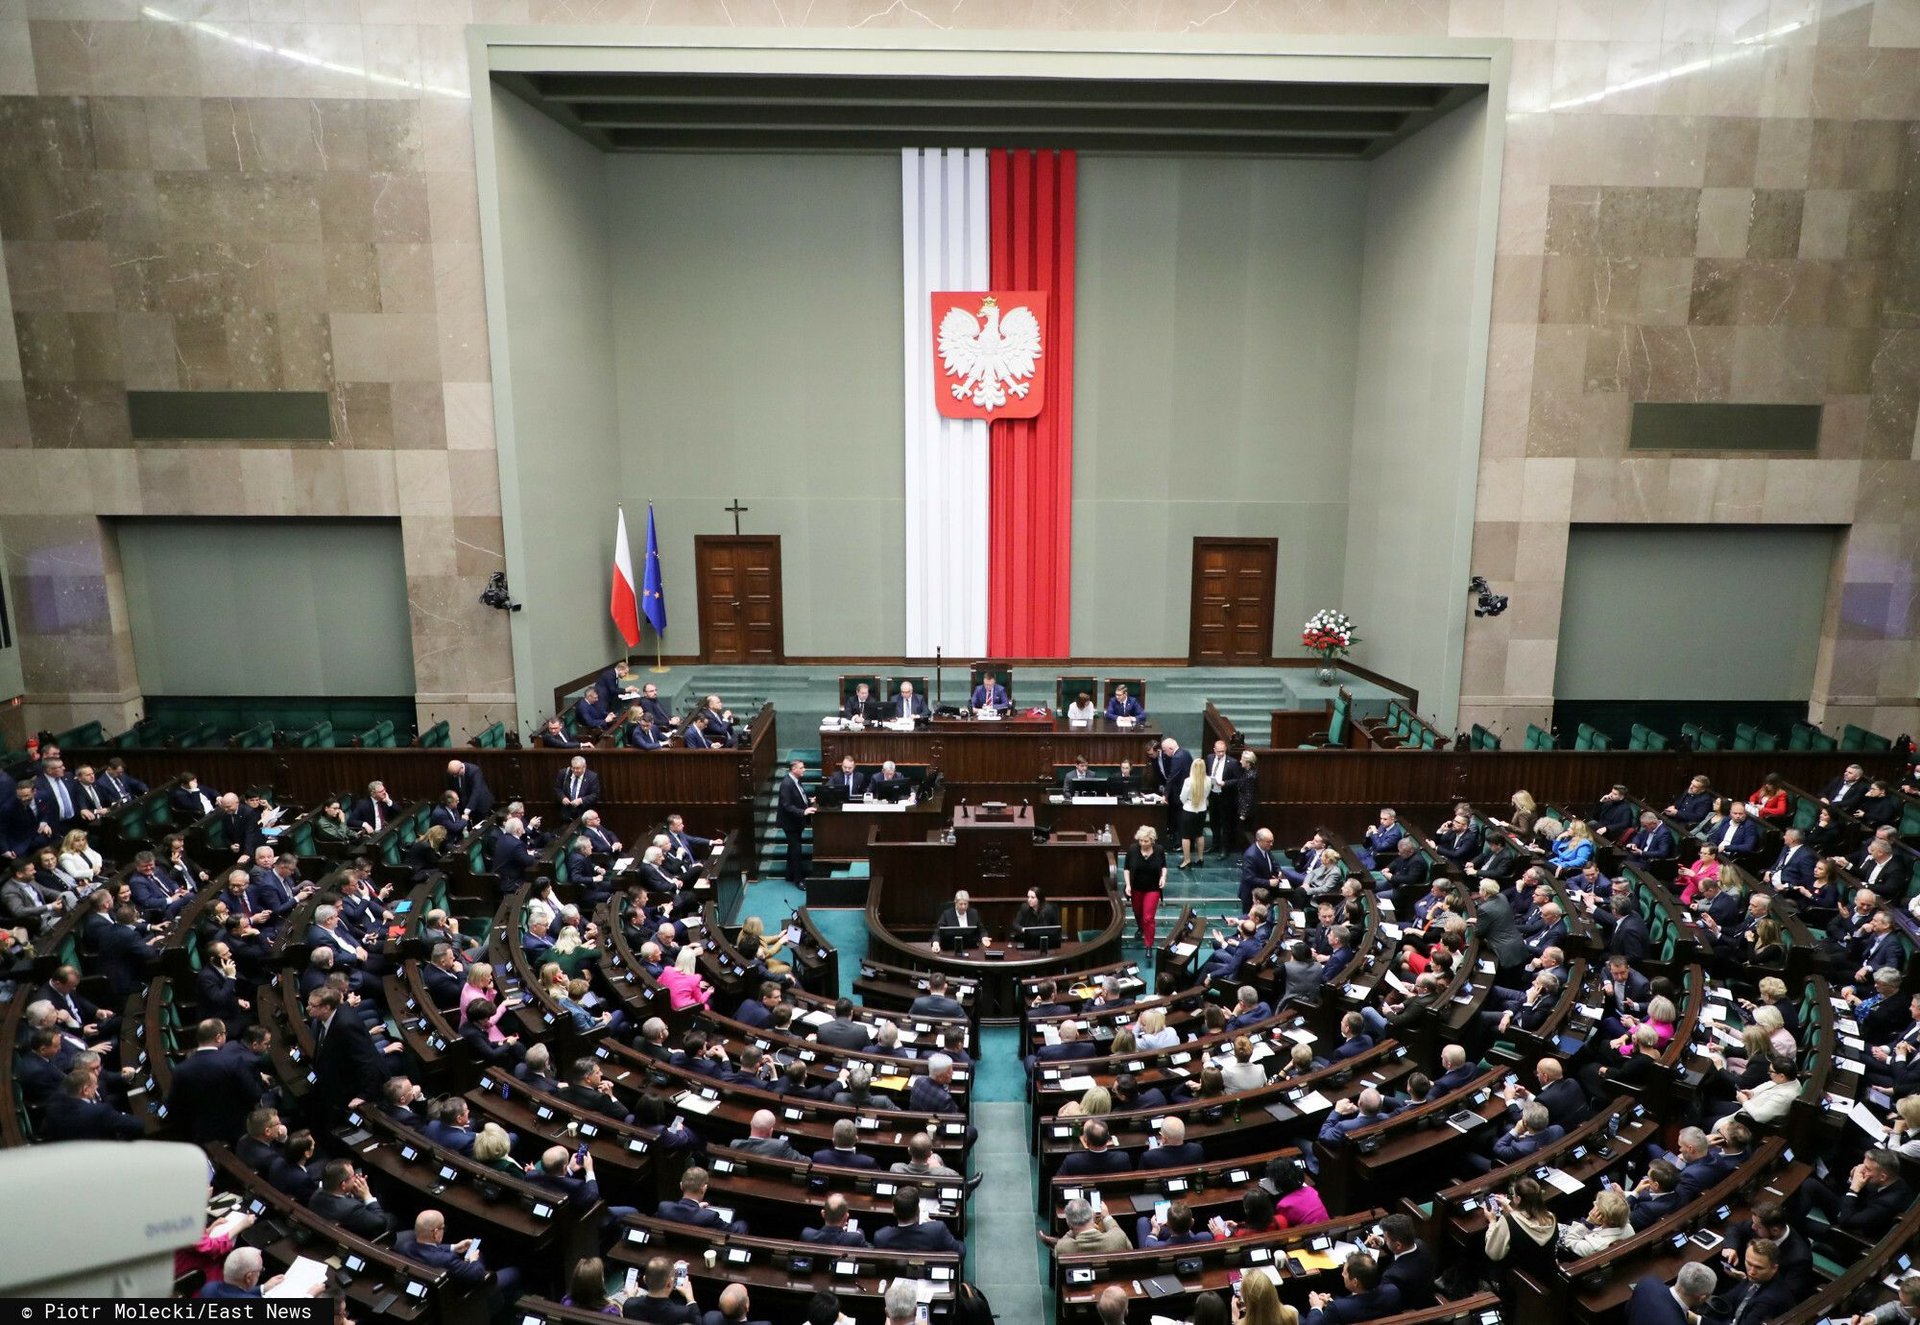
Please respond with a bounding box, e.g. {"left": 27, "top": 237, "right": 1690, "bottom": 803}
{"left": 610, "top": 506, "right": 641, "bottom": 648}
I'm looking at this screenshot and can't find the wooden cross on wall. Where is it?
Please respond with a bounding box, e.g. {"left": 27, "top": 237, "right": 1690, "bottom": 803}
{"left": 725, "top": 499, "right": 749, "bottom": 536}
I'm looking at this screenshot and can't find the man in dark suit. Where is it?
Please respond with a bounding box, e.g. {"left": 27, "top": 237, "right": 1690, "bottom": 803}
{"left": 165, "top": 1019, "right": 263, "bottom": 1144}
{"left": 1761, "top": 830, "right": 1814, "bottom": 891}
{"left": 1718, "top": 1205, "right": 1813, "bottom": 1299}
{"left": 889, "top": 681, "right": 929, "bottom": 720}
{"left": 396, "top": 1208, "right": 517, "bottom": 1300}
{"left": 1601, "top": 898, "right": 1650, "bottom": 963}
{"left": 1472, "top": 880, "right": 1529, "bottom": 979}
{"left": 445, "top": 758, "right": 494, "bottom": 821}
{"left": 633, "top": 681, "right": 677, "bottom": 730}
{"left": 776, "top": 760, "right": 812, "bottom": 885}
{"left": 841, "top": 682, "right": 877, "bottom": 720}
{"left": 1799, "top": 1147, "right": 1912, "bottom": 1240}
{"left": 1824, "top": 763, "right": 1869, "bottom": 811}
{"left": 42, "top": 1068, "right": 144, "bottom": 1140}
{"left": 1429, "top": 813, "right": 1482, "bottom": 867}
{"left": 1704, "top": 1240, "right": 1795, "bottom": 1325}
{"left": 1057, "top": 1120, "right": 1133, "bottom": 1177}
{"left": 969, "top": 673, "right": 1010, "bottom": 711}
{"left": 822, "top": 755, "right": 866, "bottom": 804}
{"left": 307, "top": 1158, "right": 393, "bottom": 1238}
{"left": 1622, "top": 812, "right": 1676, "bottom": 869}
{"left": 813, "top": 998, "right": 874, "bottom": 1051}
{"left": 1706, "top": 803, "right": 1761, "bottom": 858}
{"left": 0, "top": 780, "right": 51, "bottom": 860}
{"left": 237, "top": 1108, "right": 319, "bottom": 1200}
{"left": 598, "top": 660, "right": 640, "bottom": 713}
{"left": 347, "top": 781, "right": 398, "bottom": 835}
{"left": 657, "top": 1167, "right": 747, "bottom": 1233}
{"left": 305, "top": 986, "right": 383, "bottom": 1129}
{"left": 32, "top": 758, "right": 79, "bottom": 832}
{"left": 811, "top": 1119, "right": 878, "bottom": 1170}
{"left": 1240, "top": 829, "right": 1282, "bottom": 914}
{"left": 1381, "top": 838, "right": 1430, "bottom": 892}
{"left": 1200, "top": 739, "right": 1240, "bottom": 850}
{"left": 1154, "top": 737, "right": 1194, "bottom": 841}
{"left": 933, "top": 893, "right": 985, "bottom": 948}
{"left": 97, "top": 759, "right": 145, "bottom": 807}
{"left": 489, "top": 816, "right": 535, "bottom": 893}
{"left": 872, "top": 1184, "right": 964, "bottom": 1256}
{"left": 93, "top": 903, "right": 162, "bottom": 998}
{"left": 1304, "top": 1252, "right": 1401, "bottom": 1325}
{"left": 554, "top": 756, "right": 601, "bottom": 817}
{"left": 1129, "top": 1112, "right": 1202, "bottom": 1167}
{"left": 574, "top": 686, "right": 615, "bottom": 734}
{"left": 1373, "top": 1216, "right": 1436, "bottom": 1312}
{"left": 908, "top": 973, "right": 965, "bottom": 1020}
{"left": 907, "top": 1055, "right": 963, "bottom": 1116}
{"left": 1626, "top": 1264, "right": 1716, "bottom": 1325}
{"left": 801, "top": 1193, "right": 869, "bottom": 1246}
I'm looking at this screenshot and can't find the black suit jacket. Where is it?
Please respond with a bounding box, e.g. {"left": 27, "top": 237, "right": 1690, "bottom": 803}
{"left": 452, "top": 766, "right": 494, "bottom": 820}
{"left": 310, "top": 1009, "right": 384, "bottom": 1126}
{"left": 776, "top": 774, "right": 811, "bottom": 828}
{"left": 166, "top": 1047, "right": 263, "bottom": 1144}
{"left": 1380, "top": 1242, "right": 1437, "bottom": 1311}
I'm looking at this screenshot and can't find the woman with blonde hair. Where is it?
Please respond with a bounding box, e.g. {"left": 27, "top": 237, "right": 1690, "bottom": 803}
{"left": 58, "top": 829, "right": 102, "bottom": 886}
{"left": 737, "top": 915, "right": 791, "bottom": 974}
{"left": 471, "top": 1122, "right": 522, "bottom": 1173}
{"left": 1124, "top": 824, "right": 1168, "bottom": 945}
{"left": 1235, "top": 1272, "right": 1292, "bottom": 1325}
{"left": 1508, "top": 790, "right": 1538, "bottom": 837}
{"left": 1180, "top": 761, "right": 1212, "bottom": 868}
{"left": 660, "top": 944, "right": 712, "bottom": 1010}
{"left": 1135, "top": 1006, "right": 1179, "bottom": 1051}
{"left": 1078, "top": 1084, "right": 1112, "bottom": 1116}
{"left": 1558, "top": 1188, "right": 1632, "bottom": 1257}
{"left": 1108, "top": 1027, "right": 1137, "bottom": 1058}
{"left": 1548, "top": 819, "right": 1595, "bottom": 876}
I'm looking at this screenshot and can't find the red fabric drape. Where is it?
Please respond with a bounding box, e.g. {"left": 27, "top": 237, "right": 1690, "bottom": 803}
{"left": 987, "top": 149, "right": 1076, "bottom": 658}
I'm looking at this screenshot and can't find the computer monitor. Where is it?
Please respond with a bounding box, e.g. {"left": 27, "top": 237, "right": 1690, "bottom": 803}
{"left": 1064, "top": 774, "right": 1120, "bottom": 799}
{"left": 817, "top": 784, "right": 849, "bottom": 809}
{"left": 871, "top": 778, "right": 913, "bottom": 803}
{"left": 849, "top": 700, "right": 886, "bottom": 722}
{"left": 936, "top": 925, "right": 980, "bottom": 953}
{"left": 1019, "top": 924, "right": 1063, "bottom": 952}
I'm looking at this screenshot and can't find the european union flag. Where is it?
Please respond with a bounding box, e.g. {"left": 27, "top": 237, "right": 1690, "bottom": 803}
{"left": 642, "top": 503, "right": 667, "bottom": 636}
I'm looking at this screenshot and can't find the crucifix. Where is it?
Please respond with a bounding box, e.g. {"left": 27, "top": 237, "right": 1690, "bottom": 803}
{"left": 725, "top": 498, "right": 749, "bottom": 535}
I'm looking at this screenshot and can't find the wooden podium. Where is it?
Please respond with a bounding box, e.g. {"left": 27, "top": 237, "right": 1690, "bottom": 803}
{"left": 864, "top": 803, "right": 1124, "bottom": 1017}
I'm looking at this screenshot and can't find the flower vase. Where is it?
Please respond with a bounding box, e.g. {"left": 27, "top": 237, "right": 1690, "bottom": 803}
{"left": 1315, "top": 661, "right": 1337, "bottom": 684}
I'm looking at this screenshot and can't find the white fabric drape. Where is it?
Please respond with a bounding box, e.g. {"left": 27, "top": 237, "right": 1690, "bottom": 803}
{"left": 901, "top": 148, "right": 990, "bottom": 657}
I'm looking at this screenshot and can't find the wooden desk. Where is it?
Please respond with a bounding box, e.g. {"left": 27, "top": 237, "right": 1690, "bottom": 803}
{"left": 863, "top": 805, "right": 1126, "bottom": 1017}
{"left": 821, "top": 716, "right": 1161, "bottom": 804}
{"left": 809, "top": 790, "right": 948, "bottom": 862}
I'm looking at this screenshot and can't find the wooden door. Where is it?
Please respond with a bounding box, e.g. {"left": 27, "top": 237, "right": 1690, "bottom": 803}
{"left": 1188, "top": 537, "right": 1278, "bottom": 664}
{"left": 695, "top": 535, "right": 784, "bottom": 664}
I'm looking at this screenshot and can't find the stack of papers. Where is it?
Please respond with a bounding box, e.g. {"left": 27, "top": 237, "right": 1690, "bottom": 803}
{"left": 1539, "top": 1167, "right": 1585, "bottom": 1195}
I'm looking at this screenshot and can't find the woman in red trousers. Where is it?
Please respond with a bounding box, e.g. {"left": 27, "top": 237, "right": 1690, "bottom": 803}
{"left": 1124, "top": 824, "right": 1169, "bottom": 946}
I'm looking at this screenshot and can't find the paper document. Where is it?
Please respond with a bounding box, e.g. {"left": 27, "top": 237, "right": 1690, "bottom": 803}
{"left": 1540, "top": 1167, "right": 1585, "bottom": 1195}
{"left": 265, "top": 1257, "right": 330, "bottom": 1298}
{"left": 674, "top": 1092, "right": 722, "bottom": 1115}
{"left": 1292, "top": 1090, "right": 1332, "bottom": 1115}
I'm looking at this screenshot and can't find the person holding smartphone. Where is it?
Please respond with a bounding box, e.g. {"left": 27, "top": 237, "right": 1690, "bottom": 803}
{"left": 620, "top": 1254, "right": 699, "bottom": 1322}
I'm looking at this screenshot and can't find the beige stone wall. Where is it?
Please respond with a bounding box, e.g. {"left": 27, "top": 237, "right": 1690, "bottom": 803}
{"left": 0, "top": 0, "right": 1915, "bottom": 744}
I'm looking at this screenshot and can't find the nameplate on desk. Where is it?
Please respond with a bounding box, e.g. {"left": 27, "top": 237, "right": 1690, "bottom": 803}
{"left": 1070, "top": 795, "right": 1120, "bottom": 805}
{"left": 840, "top": 802, "right": 908, "bottom": 813}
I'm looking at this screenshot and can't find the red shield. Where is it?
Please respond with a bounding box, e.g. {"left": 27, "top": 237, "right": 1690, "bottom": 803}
{"left": 931, "top": 291, "right": 1048, "bottom": 420}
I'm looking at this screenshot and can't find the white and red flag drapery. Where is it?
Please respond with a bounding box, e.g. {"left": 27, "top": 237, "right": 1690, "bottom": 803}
{"left": 902, "top": 148, "right": 1076, "bottom": 659}
{"left": 609, "top": 505, "right": 641, "bottom": 649}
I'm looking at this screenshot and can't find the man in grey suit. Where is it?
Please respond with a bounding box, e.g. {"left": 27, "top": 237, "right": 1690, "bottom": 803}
{"left": 1473, "top": 879, "right": 1531, "bottom": 985}
{"left": 728, "top": 1110, "right": 806, "bottom": 1162}
{"left": 813, "top": 998, "right": 875, "bottom": 1051}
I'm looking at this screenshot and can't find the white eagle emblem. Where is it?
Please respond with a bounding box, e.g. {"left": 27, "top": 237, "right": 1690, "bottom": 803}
{"left": 937, "top": 296, "right": 1042, "bottom": 414}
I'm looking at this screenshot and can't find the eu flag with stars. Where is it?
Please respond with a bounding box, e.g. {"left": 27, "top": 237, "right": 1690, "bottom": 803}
{"left": 642, "top": 503, "right": 667, "bottom": 635}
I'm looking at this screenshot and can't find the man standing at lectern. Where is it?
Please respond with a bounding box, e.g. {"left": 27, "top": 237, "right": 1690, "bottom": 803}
{"left": 970, "top": 673, "right": 1010, "bottom": 712}
{"left": 777, "top": 760, "right": 814, "bottom": 885}
{"left": 1154, "top": 737, "right": 1193, "bottom": 841}
{"left": 892, "top": 681, "right": 929, "bottom": 720}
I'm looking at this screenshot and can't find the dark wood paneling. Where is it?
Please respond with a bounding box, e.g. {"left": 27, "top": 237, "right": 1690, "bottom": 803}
{"left": 70, "top": 703, "right": 778, "bottom": 849}
{"left": 822, "top": 718, "right": 1161, "bottom": 797}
